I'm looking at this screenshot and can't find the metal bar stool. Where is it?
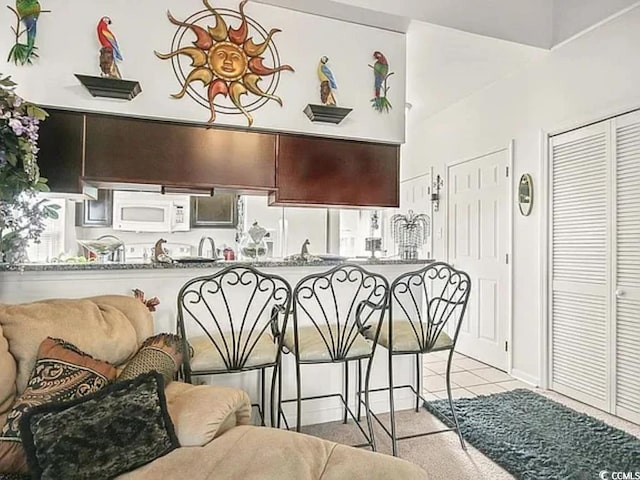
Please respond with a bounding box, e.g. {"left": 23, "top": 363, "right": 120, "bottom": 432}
{"left": 363, "top": 262, "right": 471, "bottom": 456}
{"left": 278, "top": 263, "right": 389, "bottom": 450}
{"left": 177, "top": 265, "right": 292, "bottom": 426}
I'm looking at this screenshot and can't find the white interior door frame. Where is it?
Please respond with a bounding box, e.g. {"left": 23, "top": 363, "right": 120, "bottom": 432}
{"left": 444, "top": 142, "right": 514, "bottom": 373}
{"left": 541, "top": 129, "right": 551, "bottom": 391}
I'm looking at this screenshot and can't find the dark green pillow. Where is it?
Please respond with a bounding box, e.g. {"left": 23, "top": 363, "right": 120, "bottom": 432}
{"left": 19, "top": 372, "right": 178, "bottom": 480}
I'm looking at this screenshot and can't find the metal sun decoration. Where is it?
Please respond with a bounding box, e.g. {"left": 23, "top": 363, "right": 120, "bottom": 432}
{"left": 155, "top": 0, "right": 294, "bottom": 127}
{"left": 391, "top": 210, "right": 431, "bottom": 260}
{"left": 6, "top": 0, "right": 50, "bottom": 66}
{"left": 369, "top": 51, "right": 393, "bottom": 113}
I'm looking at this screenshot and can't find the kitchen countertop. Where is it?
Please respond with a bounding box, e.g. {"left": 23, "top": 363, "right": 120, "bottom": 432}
{"left": 0, "top": 258, "right": 434, "bottom": 272}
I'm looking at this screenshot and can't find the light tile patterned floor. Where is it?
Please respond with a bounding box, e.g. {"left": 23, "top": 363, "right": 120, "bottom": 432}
{"left": 423, "top": 351, "right": 528, "bottom": 399}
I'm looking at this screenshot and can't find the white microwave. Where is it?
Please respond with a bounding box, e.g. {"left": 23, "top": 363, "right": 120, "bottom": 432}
{"left": 112, "top": 191, "right": 190, "bottom": 232}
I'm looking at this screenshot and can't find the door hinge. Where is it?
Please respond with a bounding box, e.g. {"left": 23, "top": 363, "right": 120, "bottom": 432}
{"left": 505, "top": 341, "right": 508, "bottom": 352}
{"left": 506, "top": 166, "right": 509, "bottom": 177}
{"left": 505, "top": 253, "right": 509, "bottom": 264}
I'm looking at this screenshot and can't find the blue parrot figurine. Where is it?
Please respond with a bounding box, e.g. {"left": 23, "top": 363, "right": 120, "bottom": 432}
{"left": 318, "top": 56, "right": 337, "bottom": 105}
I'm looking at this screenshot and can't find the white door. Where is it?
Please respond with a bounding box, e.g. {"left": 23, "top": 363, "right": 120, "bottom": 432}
{"left": 447, "top": 149, "right": 510, "bottom": 370}
{"left": 613, "top": 112, "right": 640, "bottom": 424}
{"left": 549, "top": 122, "right": 610, "bottom": 411}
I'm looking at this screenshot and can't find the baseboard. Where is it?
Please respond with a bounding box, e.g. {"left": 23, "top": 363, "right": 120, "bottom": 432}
{"left": 510, "top": 368, "right": 540, "bottom": 387}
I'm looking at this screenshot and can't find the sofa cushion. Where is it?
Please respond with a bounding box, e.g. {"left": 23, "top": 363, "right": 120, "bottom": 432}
{"left": 119, "top": 334, "right": 185, "bottom": 385}
{"left": 0, "top": 297, "right": 148, "bottom": 394}
{"left": 0, "top": 324, "right": 16, "bottom": 417}
{"left": 0, "top": 338, "right": 117, "bottom": 474}
{"left": 164, "top": 382, "right": 251, "bottom": 447}
{"left": 20, "top": 372, "right": 178, "bottom": 480}
{"left": 118, "top": 425, "right": 428, "bottom": 480}
{"left": 86, "top": 295, "right": 154, "bottom": 345}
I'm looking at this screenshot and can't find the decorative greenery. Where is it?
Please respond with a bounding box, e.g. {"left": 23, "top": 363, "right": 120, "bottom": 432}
{"left": 0, "top": 73, "right": 58, "bottom": 263}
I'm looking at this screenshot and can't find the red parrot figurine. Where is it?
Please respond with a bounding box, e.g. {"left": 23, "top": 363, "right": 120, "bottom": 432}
{"left": 97, "top": 16, "right": 122, "bottom": 79}
{"left": 370, "top": 51, "right": 393, "bottom": 113}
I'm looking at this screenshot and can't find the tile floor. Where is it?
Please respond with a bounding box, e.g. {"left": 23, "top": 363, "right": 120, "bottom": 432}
{"left": 422, "top": 350, "right": 529, "bottom": 400}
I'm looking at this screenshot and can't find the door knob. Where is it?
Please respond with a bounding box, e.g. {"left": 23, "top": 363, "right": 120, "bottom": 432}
{"left": 615, "top": 289, "right": 626, "bottom": 298}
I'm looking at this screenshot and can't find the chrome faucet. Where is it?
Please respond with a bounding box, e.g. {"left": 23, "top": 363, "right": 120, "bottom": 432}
{"left": 97, "top": 234, "right": 126, "bottom": 263}
{"left": 198, "top": 236, "right": 217, "bottom": 259}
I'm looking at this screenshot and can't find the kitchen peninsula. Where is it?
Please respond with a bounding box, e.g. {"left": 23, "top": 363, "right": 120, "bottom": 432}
{"left": 0, "top": 258, "right": 430, "bottom": 426}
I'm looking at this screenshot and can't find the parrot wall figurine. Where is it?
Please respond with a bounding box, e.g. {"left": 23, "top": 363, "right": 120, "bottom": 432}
{"left": 317, "top": 56, "right": 337, "bottom": 106}
{"left": 370, "top": 51, "right": 394, "bottom": 113}
{"left": 97, "top": 16, "right": 123, "bottom": 79}
{"left": 7, "top": 0, "right": 42, "bottom": 65}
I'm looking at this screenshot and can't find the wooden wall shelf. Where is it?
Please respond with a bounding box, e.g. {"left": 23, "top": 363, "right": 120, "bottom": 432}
{"left": 303, "top": 104, "right": 352, "bottom": 124}
{"left": 75, "top": 74, "right": 142, "bottom": 101}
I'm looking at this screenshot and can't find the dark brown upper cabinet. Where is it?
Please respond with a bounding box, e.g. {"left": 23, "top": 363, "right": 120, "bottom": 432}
{"left": 190, "top": 193, "right": 238, "bottom": 228}
{"left": 75, "top": 189, "right": 112, "bottom": 227}
{"left": 270, "top": 135, "right": 400, "bottom": 208}
{"left": 83, "top": 115, "right": 276, "bottom": 190}
{"left": 37, "top": 109, "right": 85, "bottom": 194}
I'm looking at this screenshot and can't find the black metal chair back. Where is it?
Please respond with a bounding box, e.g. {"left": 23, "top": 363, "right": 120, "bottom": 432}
{"left": 177, "top": 265, "right": 292, "bottom": 373}
{"left": 389, "top": 262, "right": 471, "bottom": 353}
{"left": 292, "top": 263, "right": 389, "bottom": 361}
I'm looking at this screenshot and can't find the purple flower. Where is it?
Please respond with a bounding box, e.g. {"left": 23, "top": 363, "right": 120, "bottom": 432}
{"left": 8, "top": 118, "right": 24, "bottom": 136}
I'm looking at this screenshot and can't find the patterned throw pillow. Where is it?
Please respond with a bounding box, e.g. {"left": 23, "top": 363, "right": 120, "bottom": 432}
{"left": 20, "top": 372, "right": 179, "bottom": 480}
{"left": 0, "top": 338, "right": 116, "bottom": 474}
{"left": 119, "top": 333, "right": 185, "bottom": 385}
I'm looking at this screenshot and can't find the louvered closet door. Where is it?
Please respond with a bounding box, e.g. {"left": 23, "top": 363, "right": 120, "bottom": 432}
{"left": 614, "top": 112, "right": 640, "bottom": 424}
{"left": 550, "top": 122, "right": 611, "bottom": 411}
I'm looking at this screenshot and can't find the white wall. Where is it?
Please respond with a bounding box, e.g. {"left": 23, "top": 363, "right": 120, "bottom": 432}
{"left": 404, "top": 6, "right": 640, "bottom": 385}
{"left": 321, "top": 0, "right": 554, "bottom": 48}
{"left": 1, "top": 0, "right": 406, "bottom": 144}
{"left": 552, "top": 0, "right": 639, "bottom": 45}
{"left": 406, "top": 21, "right": 546, "bottom": 120}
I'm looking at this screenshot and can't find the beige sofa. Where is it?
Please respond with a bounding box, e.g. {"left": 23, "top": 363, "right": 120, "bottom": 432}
{"left": 0, "top": 295, "right": 427, "bottom": 479}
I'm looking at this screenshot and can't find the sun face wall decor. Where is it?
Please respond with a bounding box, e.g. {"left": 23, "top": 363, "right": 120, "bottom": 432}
{"left": 155, "top": 0, "right": 294, "bottom": 126}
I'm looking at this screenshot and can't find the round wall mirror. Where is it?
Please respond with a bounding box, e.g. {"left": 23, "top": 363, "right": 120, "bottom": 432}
{"left": 518, "top": 173, "right": 534, "bottom": 216}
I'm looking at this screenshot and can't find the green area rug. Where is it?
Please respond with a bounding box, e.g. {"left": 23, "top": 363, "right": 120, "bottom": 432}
{"left": 424, "top": 389, "right": 640, "bottom": 480}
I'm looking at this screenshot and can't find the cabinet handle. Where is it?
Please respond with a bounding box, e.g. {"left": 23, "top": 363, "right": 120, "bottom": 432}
{"left": 615, "top": 289, "right": 626, "bottom": 298}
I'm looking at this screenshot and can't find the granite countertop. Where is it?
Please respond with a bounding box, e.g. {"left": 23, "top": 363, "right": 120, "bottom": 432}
{"left": 0, "top": 258, "right": 433, "bottom": 272}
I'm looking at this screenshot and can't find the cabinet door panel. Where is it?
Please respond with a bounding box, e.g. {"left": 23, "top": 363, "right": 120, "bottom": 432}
{"left": 84, "top": 115, "right": 276, "bottom": 189}
{"left": 37, "top": 110, "right": 85, "bottom": 194}
{"left": 191, "top": 194, "right": 238, "bottom": 228}
{"left": 75, "top": 189, "right": 112, "bottom": 227}
{"left": 272, "top": 136, "right": 399, "bottom": 207}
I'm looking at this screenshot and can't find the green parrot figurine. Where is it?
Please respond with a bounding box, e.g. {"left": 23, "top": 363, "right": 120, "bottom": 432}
{"left": 7, "top": 0, "right": 42, "bottom": 65}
